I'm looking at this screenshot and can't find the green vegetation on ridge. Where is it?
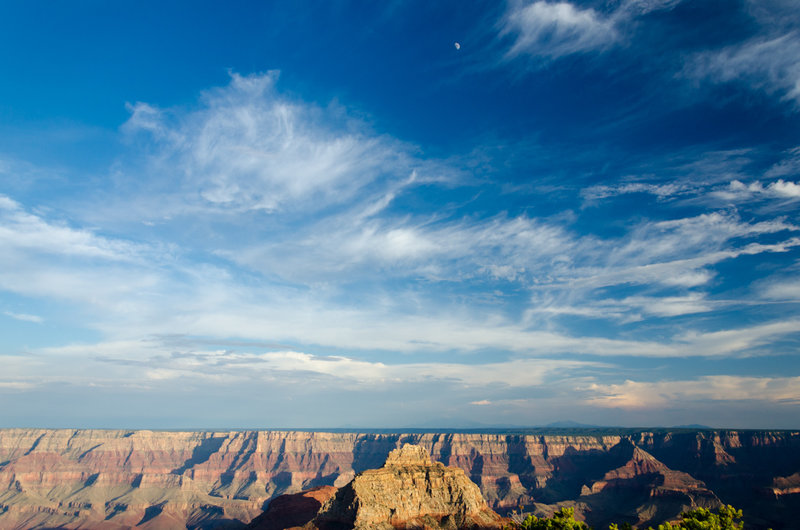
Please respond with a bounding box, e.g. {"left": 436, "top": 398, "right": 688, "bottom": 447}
{"left": 512, "top": 505, "right": 746, "bottom": 530}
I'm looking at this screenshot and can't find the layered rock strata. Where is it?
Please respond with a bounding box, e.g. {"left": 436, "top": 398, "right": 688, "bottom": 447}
{"left": 0, "top": 429, "right": 798, "bottom": 529}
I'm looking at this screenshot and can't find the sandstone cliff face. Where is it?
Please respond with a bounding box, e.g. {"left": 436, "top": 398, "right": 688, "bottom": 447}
{"left": 0, "top": 429, "right": 798, "bottom": 529}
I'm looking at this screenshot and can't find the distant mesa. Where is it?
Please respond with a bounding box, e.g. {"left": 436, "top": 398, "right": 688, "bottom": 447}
{"left": 248, "top": 444, "right": 508, "bottom": 529}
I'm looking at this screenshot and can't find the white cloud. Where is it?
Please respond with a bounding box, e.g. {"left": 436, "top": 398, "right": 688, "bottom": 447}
{"left": 525, "top": 303, "right": 641, "bottom": 323}
{"left": 39, "top": 305, "right": 800, "bottom": 361}
{"left": 585, "top": 375, "right": 800, "bottom": 408}
{"left": 227, "top": 205, "right": 798, "bottom": 301}
{"left": 3, "top": 311, "right": 43, "bottom": 324}
{"left": 0, "top": 381, "right": 35, "bottom": 390}
{"left": 688, "top": 31, "right": 800, "bottom": 107}
{"left": 673, "top": 319, "right": 800, "bottom": 357}
{"left": 501, "top": 1, "right": 618, "bottom": 59}
{"left": 0, "top": 196, "right": 171, "bottom": 317}
{"left": 2, "top": 189, "right": 797, "bottom": 365}
{"left": 758, "top": 278, "right": 800, "bottom": 301}
{"left": 771, "top": 180, "right": 800, "bottom": 197}
{"left": 499, "top": 0, "right": 683, "bottom": 61}
{"left": 25, "top": 340, "right": 600, "bottom": 389}
{"left": 554, "top": 213, "right": 798, "bottom": 292}
{"left": 712, "top": 179, "right": 800, "bottom": 202}
{"left": 618, "top": 0, "right": 682, "bottom": 16}
{"left": 14, "top": 314, "right": 800, "bottom": 399}
{"left": 619, "top": 213, "right": 795, "bottom": 262}
{"left": 123, "top": 102, "right": 169, "bottom": 139}
{"left": 524, "top": 292, "right": 716, "bottom": 322}
{"left": 582, "top": 182, "right": 691, "bottom": 201}
{"left": 0, "top": 194, "right": 141, "bottom": 261}
{"left": 231, "top": 213, "right": 574, "bottom": 284}
{"left": 620, "top": 293, "right": 713, "bottom": 317}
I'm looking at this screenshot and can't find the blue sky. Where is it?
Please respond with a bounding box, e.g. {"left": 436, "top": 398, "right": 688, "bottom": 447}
{"left": 1, "top": 0, "right": 799, "bottom": 429}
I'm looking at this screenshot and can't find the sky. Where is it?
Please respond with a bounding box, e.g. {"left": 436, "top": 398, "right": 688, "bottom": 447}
{"left": 1, "top": 0, "right": 799, "bottom": 430}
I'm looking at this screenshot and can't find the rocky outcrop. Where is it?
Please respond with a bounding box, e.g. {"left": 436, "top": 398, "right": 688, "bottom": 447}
{"left": 0, "top": 429, "right": 799, "bottom": 529}
{"left": 583, "top": 443, "right": 712, "bottom": 495}
{"left": 305, "top": 444, "right": 507, "bottom": 529}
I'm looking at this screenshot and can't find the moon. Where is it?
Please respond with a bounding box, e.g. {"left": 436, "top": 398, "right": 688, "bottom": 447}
{"left": 454, "top": 42, "right": 461, "bottom": 50}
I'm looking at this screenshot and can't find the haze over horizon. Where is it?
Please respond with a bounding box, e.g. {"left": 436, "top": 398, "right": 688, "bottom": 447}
{"left": 1, "top": 0, "right": 799, "bottom": 430}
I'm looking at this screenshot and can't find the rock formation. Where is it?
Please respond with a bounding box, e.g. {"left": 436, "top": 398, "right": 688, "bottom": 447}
{"left": 300, "top": 444, "right": 507, "bottom": 529}
{"left": 0, "top": 428, "right": 799, "bottom": 529}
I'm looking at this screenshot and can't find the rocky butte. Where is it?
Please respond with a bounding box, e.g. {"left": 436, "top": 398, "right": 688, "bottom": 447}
{"left": 248, "top": 444, "right": 507, "bottom": 529}
{"left": 0, "top": 429, "right": 799, "bottom": 529}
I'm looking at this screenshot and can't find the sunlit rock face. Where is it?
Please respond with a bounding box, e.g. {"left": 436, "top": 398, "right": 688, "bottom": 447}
{"left": 0, "top": 429, "right": 799, "bottom": 529}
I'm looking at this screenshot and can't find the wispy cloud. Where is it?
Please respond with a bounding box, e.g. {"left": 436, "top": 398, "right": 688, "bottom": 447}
{"left": 501, "top": 0, "right": 800, "bottom": 113}
{"left": 585, "top": 375, "right": 800, "bottom": 408}
{"left": 499, "top": 0, "right": 682, "bottom": 61}
{"left": 579, "top": 149, "right": 765, "bottom": 208}
{"left": 0, "top": 195, "right": 142, "bottom": 261}
{"left": 617, "top": 0, "right": 682, "bottom": 16}
{"left": 758, "top": 278, "right": 800, "bottom": 301}
{"left": 24, "top": 339, "right": 601, "bottom": 389}
{"left": 687, "top": 31, "right": 800, "bottom": 107}
{"left": 765, "top": 146, "right": 800, "bottom": 179}
{"left": 500, "top": 1, "right": 618, "bottom": 60}
{"left": 122, "top": 71, "right": 426, "bottom": 215}
{"left": 226, "top": 212, "right": 574, "bottom": 284}
{"left": 0, "top": 195, "right": 166, "bottom": 313}
{"left": 0, "top": 381, "right": 36, "bottom": 390}
{"left": 542, "top": 213, "right": 798, "bottom": 294}
{"left": 582, "top": 182, "right": 693, "bottom": 201}
{"left": 3, "top": 185, "right": 797, "bottom": 362}
{"left": 3, "top": 311, "right": 43, "bottom": 324}
{"left": 619, "top": 293, "right": 714, "bottom": 318}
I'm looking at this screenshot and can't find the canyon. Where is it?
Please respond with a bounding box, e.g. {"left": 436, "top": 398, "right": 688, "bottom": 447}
{"left": 246, "top": 444, "right": 507, "bottom": 529}
{"left": 1, "top": 429, "right": 799, "bottom": 529}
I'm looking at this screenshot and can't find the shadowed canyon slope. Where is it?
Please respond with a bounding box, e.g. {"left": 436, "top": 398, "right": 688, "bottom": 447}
{"left": 1, "top": 429, "right": 799, "bottom": 528}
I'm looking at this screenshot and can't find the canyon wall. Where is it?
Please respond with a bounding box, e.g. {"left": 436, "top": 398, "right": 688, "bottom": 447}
{"left": 0, "top": 429, "right": 798, "bottom": 529}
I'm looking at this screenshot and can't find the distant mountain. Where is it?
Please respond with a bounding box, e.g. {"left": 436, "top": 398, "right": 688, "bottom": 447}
{"left": 542, "top": 420, "right": 601, "bottom": 428}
